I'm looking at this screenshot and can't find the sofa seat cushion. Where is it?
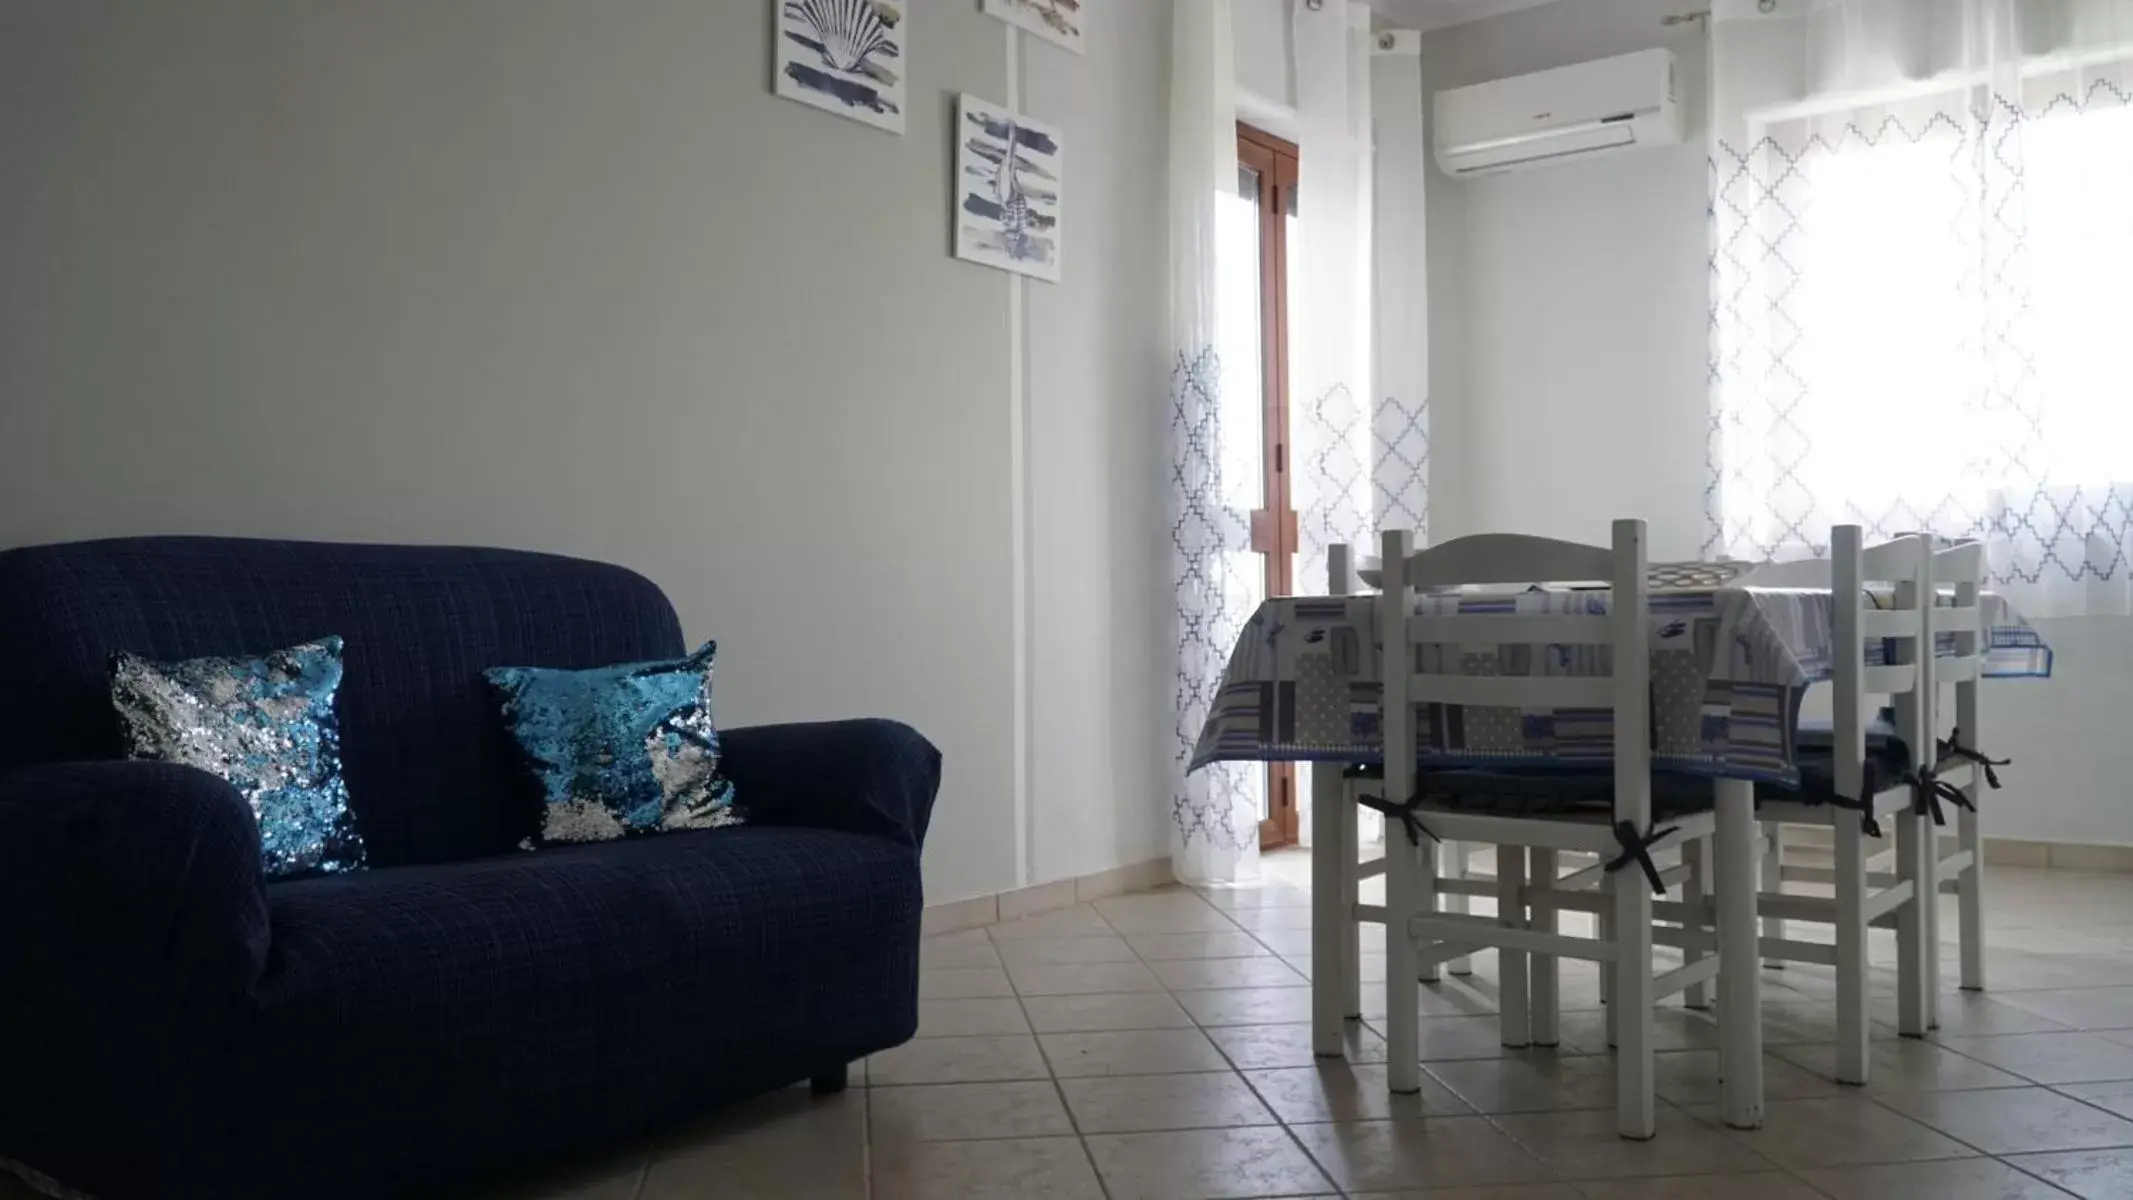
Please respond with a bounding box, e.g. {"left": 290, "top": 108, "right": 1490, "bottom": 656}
{"left": 217, "top": 826, "right": 920, "bottom": 1192}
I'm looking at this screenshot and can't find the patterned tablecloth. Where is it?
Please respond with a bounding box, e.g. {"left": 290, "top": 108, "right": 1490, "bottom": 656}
{"left": 1188, "top": 568, "right": 2054, "bottom": 785}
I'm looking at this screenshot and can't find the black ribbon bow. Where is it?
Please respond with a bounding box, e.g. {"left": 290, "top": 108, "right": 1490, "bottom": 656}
{"left": 1604, "top": 820, "right": 1680, "bottom": 895}
{"left": 1905, "top": 765, "right": 1975, "bottom": 827}
{"left": 1355, "top": 791, "right": 1440, "bottom": 848}
{"left": 1824, "top": 789, "right": 1884, "bottom": 839}
{"left": 1938, "top": 728, "right": 2010, "bottom": 790}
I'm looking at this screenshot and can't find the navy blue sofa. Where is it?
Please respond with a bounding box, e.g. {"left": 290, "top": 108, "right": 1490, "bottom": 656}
{"left": 0, "top": 538, "right": 940, "bottom": 1200}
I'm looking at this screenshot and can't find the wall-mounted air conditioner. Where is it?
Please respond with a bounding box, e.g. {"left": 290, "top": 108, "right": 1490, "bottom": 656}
{"left": 1434, "top": 47, "right": 1682, "bottom": 177}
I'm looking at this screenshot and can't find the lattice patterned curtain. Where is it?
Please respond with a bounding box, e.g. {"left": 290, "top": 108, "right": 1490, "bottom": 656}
{"left": 1708, "top": 0, "right": 2133, "bottom": 615}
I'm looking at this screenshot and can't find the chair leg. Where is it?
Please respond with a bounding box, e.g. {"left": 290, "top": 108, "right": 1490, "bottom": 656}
{"left": 1715, "top": 779, "right": 1765, "bottom": 1130}
{"left": 1312, "top": 768, "right": 1347, "bottom": 1058}
{"left": 1681, "top": 836, "right": 1712, "bottom": 1010}
{"left": 1340, "top": 779, "right": 1364, "bottom": 1018}
{"left": 1497, "top": 843, "right": 1529, "bottom": 1049}
{"left": 1834, "top": 816, "right": 1871, "bottom": 1085}
{"left": 1529, "top": 846, "right": 1560, "bottom": 1046}
{"left": 1923, "top": 819, "right": 1943, "bottom": 1031}
{"left": 1611, "top": 858, "right": 1656, "bottom": 1140}
{"left": 1598, "top": 903, "right": 1618, "bottom": 1047}
{"left": 1959, "top": 800, "right": 1985, "bottom": 992}
{"left": 1444, "top": 841, "right": 1474, "bottom": 977}
{"left": 1761, "top": 825, "right": 1787, "bottom": 969}
{"left": 1895, "top": 809, "right": 1931, "bottom": 1038}
{"left": 1385, "top": 825, "right": 1424, "bottom": 1093}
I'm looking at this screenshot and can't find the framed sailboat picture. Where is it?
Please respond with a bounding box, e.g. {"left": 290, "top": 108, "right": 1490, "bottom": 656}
{"left": 953, "top": 94, "right": 1064, "bottom": 283}
{"left": 773, "top": 0, "right": 906, "bottom": 134}
{"left": 982, "top": 0, "right": 1085, "bottom": 55}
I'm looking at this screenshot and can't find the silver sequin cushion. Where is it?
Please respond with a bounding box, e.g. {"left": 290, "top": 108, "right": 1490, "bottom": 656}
{"left": 109, "top": 636, "right": 367, "bottom": 879}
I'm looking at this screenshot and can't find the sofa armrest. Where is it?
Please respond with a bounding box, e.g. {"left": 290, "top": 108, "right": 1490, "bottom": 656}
{"left": 719, "top": 720, "right": 941, "bottom": 851}
{"left": 0, "top": 761, "right": 271, "bottom": 1017}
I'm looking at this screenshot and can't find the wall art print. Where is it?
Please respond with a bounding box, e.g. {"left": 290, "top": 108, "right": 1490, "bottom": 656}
{"left": 953, "top": 93, "right": 1064, "bottom": 283}
{"left": 982, "top": 0, "right": 1084, "bottom": 55}
{"left": 773, "top": 0, "right": 906, "bottom": 134}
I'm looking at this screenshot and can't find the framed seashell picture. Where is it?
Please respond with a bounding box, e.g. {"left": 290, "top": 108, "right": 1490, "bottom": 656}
{"left": 773, "top": 0, "right": 907, "bottom": 134}
{"left": 954, "top": 94, "right": 1064, "bottom": 283}
{"left": 982, "top": 0, "right": 1084, "bottom": 55}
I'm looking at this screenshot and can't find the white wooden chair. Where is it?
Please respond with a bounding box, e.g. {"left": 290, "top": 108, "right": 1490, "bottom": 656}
{"left": 1716, "top": 527, "right": 1943, "bottom": 1079}
{"left": 1375, "top": 520, "right": 1735, "bottom": 1140}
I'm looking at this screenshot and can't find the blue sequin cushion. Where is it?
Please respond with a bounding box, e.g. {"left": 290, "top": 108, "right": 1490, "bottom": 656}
{"left": 110, "top": 636, "right": 368, "bottom": 879}
{"left": 487, "top": 641, "right": 742, "bottom": 845}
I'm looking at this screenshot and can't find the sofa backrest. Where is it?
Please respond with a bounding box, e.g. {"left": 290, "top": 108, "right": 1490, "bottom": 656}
{"left": 0, "top": 537, "right": 686, "bottom": 867}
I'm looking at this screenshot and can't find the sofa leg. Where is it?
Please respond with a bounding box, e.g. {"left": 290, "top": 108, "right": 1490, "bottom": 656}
{"left": 809, "top": 1066, "right": 848, "bottom": 1095}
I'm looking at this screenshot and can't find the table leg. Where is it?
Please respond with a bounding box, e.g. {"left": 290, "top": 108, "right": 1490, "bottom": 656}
{"left": 1715, "top": 778, "right": 1765, "bottom": 1130}
{"left": 1529, "top": 846, "right": 1560, "bottom": 1046}
{"left": 1339, "top": 776, "right": 1363, "bottom": 1018}
{"left": 1311, "top": 764, "right": 1346, "bottom": 1058}
{"left": 1682, "top": 837, "right": 1711, "bottom": 1010}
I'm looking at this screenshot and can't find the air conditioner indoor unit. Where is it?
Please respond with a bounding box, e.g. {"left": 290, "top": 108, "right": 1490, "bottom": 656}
{"left": 1434, "top": 47, "right": 1682, "bottom": 177}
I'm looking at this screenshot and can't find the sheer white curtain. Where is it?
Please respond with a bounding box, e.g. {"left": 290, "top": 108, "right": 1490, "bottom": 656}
{"left": 1709, "top": 0, "right": 2133, "bottom": 614}
{"left": 1292, "top": 0, "right": 1379, "bottom": 595}
{"left": 1168, "top": 0, "right": 1259, "bottom": 886}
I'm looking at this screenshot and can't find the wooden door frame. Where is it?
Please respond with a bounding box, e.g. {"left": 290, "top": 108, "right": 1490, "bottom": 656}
{"left": 1238, "top": 123, "right": 1302, "bottom": 849}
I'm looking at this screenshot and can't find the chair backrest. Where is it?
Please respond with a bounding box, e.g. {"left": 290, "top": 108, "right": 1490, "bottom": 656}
{"left": 1376, "top": 521, "right": 1650, "bottom": 828}
{"left": 1827, "top": 527, "right": 1934, "bottom": 799}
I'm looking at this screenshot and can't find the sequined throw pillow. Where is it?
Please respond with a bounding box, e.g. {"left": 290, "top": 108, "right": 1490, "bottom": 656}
{"left": 110, "top": 636, "right": 368, "bottom": 879}
{"left": 487, "top": 641, "right": 742, "bottom": 845}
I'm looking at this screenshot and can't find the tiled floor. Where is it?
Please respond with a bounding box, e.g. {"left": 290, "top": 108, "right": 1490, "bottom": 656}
{"left": 19, "top": 850, "right": 2133, "bottom": 1198}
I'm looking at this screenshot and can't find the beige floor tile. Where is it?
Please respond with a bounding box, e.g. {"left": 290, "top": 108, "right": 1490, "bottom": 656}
{"left": 1227, "top": 907, "right": 1316, "bottom": 932}
{"left": 1872, "top": 992, "right": 2071, "bottom": 1036}
{"left": 1559, "top": 1007, "right": 1723, "bottom": 1054}
{"left": 1021, "top": 990, "right": 1195, "bottom": 1033}
{"left": 640, "top": 1090, "right": 865, "bottom": 1199}
{"left": 920, "top": 928, "right": 1002, "bottom": 969}
{"left": 1350, "top": 1186, "right": 1585, "bottom": 1200}
{"left": 1877, "top": 1085, "right": 2133, "bottom": 1154}
{"left": 1244, "top": 1062, "right": 1472, "bottom": 1123}
{"left": 1093, "top": 893, "right": 1242, "bottom": 934}
{"left": 2053, "top": 1079, "right": 2133, "bottom": 1119}
{"left": 1423, "top": 1053, "right": 1620, "bottom": 1114}
{"left": 1040, "top": 1028, "right": 1231, "bottom": 1077}
{"left": 1124, "top": 930, "right": 1275, "bottom": 960}
{"left": 2002, "top": 1148, "right": 2133, "bottom": 1199}
{"left": 867, "top": 1081, "right": 1075, "bottom": 1143}
{"left": 1288, "top": 1117, "right": 1556, "bottom": 1192}
{"left": 1795, "top": 1156, "right": 2068, "bottom": 1200}
{"left": 1652, "top": 1050, "right": 1848, "bottom": 1106}
{"left": 871, "top": 1137, "right": 1104, "bottom": 1200}
{"left": 915, "top": 997, "right": 1030, "bottom": 1038}
{"left": 1571, "top": 1174, "right": 1825, "bottom": 1200}
{"left": 1175, "top": 985, "right": 1314, "bottom": 1027}
{"left": 1992, "top": 986, "right": 2133, "bottom": 1031}
{"left": 1684, "top": 1096, "right": 1971, "bottom": 1169}
{"left": 1006, "top": 959, "right": 1165, "bottom": 997}
{"left": 1083, "top": 1126, "right": 1333, "bottom": 1200}
{"left": 1150, "top": 956, "right": 1311, "bottom": 991}
{"left": 1771, "top": 1038, "right": 2031, "bottom": 1092}
{"left": 1754, "top": 999, "right": 1899, "bottom": 1045}
{"left": 1205, "top": 1021, "right": 1388, "bottom": 1070}
{"left": 992, "top": 935, "right": 1139, "bottom": 967}
{"left": 918, "top": 966, "right": 1015, "bottom": 999}
{"left": 986, "top": 906, "right": 1117, "bottom": 941}
{"left": 1196, "top": 883, "right": 1314, "bottom": 911}
{"left": 1254, "top": 924, "right": 1386, "bottom": 957}
{"left": 865, "top": 1035, "right": 1051, "bottom": 1086}
{"left": 1492, "top": 1106, "right": 1777, "bottom": 1180}
{"left": 1937, "top": 1030, "right": 2133, "bottom": 1084}
{"left": 1058, "top": 1070, "right": 1278, "bottom": 1133}
{"left": 1371, "top": 1012, "right": 1558, "bottom": 1061}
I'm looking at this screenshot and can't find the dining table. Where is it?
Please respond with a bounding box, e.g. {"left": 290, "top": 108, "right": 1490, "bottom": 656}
{"left": 1186, "top": 558, "right": 2056, "bottom": 1130}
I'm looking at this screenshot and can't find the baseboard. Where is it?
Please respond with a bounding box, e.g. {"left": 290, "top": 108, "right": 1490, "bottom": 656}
{"left": 921, "top": 857, "right": 1175, "bottom": 936}
{"left": 1780, "top": 826, "right": 2133, "bottom": 873}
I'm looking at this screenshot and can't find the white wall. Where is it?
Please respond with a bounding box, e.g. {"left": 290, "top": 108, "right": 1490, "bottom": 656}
{"left": 1235, "top": 0, "right": 1298, "bottom": 108}
{"left": 1421, "top": 0, "right": 2133, "bottom": 847}
{"left": 0, "top": 0, "right": 1174, "bottom": 901}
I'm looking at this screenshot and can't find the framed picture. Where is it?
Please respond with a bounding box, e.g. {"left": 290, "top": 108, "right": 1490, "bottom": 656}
{"left": 954, "top": 94, "right": 1064, "bottom": 283}
{"left": 773, "top": 0, "right": 907, "bottom": 134}
{"left": 982, "top": 0, "right": 1084, "bottom": 56}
